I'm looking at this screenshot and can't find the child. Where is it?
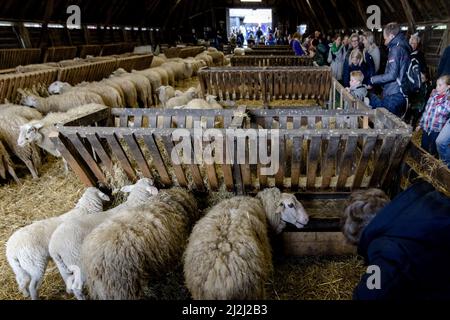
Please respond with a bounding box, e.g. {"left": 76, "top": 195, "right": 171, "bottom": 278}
{"left": 343, "top": 49, "right": 373, "bottom": 87}
{"left": 346, "top": 70, "right": 368, "bottom": 101}
{"left": 416, "top": 75, "right": 450, "bottom": 156}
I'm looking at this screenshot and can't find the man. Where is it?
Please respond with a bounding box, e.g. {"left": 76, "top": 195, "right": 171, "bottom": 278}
{"left": 354, "top": 181, "right": 450, "bottom": 300}
{"left": 368, "top": 22, "right": 411, "bottom": 117}
{"left": 438, "top": 45, "right": 450, "bottom": 77}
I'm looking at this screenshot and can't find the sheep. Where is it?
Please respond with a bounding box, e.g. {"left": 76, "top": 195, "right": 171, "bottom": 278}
{"left": 17, "top": 104, "right": 107, "bottom": 173}
{"left": 0, "top": 104, "right": 43, "bottom": 121}
{"left": 165, "top": 88, "right": 197, "bottom": 109}
{"left": 341, "top": 188, "right": 390, "bottom": 246}
{"left": 0, "top": 140, "right": 19, "bottom": 183}
{"left": 234, "top": 48, "right": 245, "bottom": 56}
{"left": 5, "top": 187, "right": 110, "bottom": 300}
{"left": 0, "top": 113, "right": 41, "bottom": 179}
{"left": 183, "top": 96, "right": 223, "bottom": 110}
{"left": 156, "top": 85, "right": 175, "bottom": 107}
{"left": 102, "top": 77, "right": 139, "bottom": 108}
{"left": 48, "top": 81, "right": 124, "bottom": 108}
{"left": 111, "top": 68, "right": 153, "bottom": 107}
{"left": 49, "top": 178, "right": 158, "bottom": 300}
{"left": 133, "top": 69, "right": 163, "bottom": 104}
{"left": 81, "top": 187, "right": 200, "bottom": 300}
{"left": 207, "top": 51, "right": 225, "bottom": 66}
{"left": 158, "top": 63, "right": 176, "bottom": 85}
{"left": 19, "top": 90, "right": 104, "bottom": 114}
{"left": 151, "top": 56, "right": 167, "bottom": 68}
{"left": 183, "top": 188, "right": 309, "bottom": 300}
{"left": 149, "top": 67, "right": 170, "bottom": 86}
{"left": 195, "top": 52, "right": 214, "bottom": 67}
{"left": 205, "top": 95, "right": 222, "bottom": 108}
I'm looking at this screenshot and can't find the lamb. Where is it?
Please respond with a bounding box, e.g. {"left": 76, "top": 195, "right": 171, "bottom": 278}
{"left": 0, "top": 140, "right": 19, "bottom": 183}
{"left": 5, "top": 187, "right": 110, "bottom": 300}
{"left": 205, "top": 95, "right": 222, "bottom": 108}
{"left": 81, "top": 187, "right": 200, "bottom": 300}
{"left": 20, "top": 90, "right": 104, "bottom": 114}
{"left": 49, "top": 178, "right": 158, "bottom": 300}
{"left": 17, "top": 104, "right": 107, "bottom": 173}
{"left": 184, "top": 96, "right": 223, "bottom": 109}
{"left": 341, "top": 188, "right": 390, "bottom": 245}
{"left": 165, "top": 88, "right": 197, "bottom": 109}
{"left": 183, "top": 188, "right": 309, "bottom": 300}
{"left": 111, "top": 68, "right": 153, "bottom": 107}
{"left": 0, "top": 113, "right": 41, "bottom": 179}
{"left": 156, "top": 85, "right": 175, "bottom": 107}
{"left": 48, "top": 81, "right": 124, "bottom": 108}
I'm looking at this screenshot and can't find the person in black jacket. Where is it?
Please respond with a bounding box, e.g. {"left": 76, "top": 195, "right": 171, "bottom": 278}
{"left": 438, "top": 45, "right": 450, "bottom": 77}
{"left": 368, "top": 22, "right": 411, "bottom": 117}
{"left": 353, "top": 181, "right": 450, "bottom": 300}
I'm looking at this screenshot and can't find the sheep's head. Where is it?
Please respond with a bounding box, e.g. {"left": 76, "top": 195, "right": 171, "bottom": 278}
{"left": 48, "top": 81, "right": 67, "bottom": 94}
{"left": 186, "top": 87, "right": 199, "bottom": 99}
{"left": 20, "top": 94, "right": 38, "bottom": 108}
{"left": 205, "top": 95, "right": 218, "bottom": 104}
{"left": 112, "top": 68, "right": 128, "bottom": 76}
{"left": 120, "top": 178, "right": 158, "bottom": 203}
{"left": 17, "top": 122, "right": 44, "bottom": 147}
{"left": 183, "top": 62, "right": 194, "bottom": 78}
{"left": 277, "top": 193, "right": 309, "bottom": 230}
{"left": 174, "top": 90, "right": 184, "bottom": 97}
{"left": 76, "top": 187, "right": 111, "bottom": 211}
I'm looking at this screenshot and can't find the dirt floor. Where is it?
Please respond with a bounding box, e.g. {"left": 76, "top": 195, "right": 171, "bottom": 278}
{"left": 0, "top": 156, "right": 365, "bottom": 300}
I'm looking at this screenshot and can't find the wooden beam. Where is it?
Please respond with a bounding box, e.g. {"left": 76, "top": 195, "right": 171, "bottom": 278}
{"left": 330, "top": 0, "right": 348, "bottom": 30}
{"left": 399, "top": 0, "right": 416, "bottom": 30}
{"left": 354, "top": 0, "right": 367, "bottom": 28}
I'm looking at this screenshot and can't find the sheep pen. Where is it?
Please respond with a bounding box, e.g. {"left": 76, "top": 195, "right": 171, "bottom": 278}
{"left": 0, "top": 156, "right": 365, "bottom": 300}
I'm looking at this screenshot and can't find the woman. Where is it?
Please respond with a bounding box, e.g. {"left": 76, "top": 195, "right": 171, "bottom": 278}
{"left": 291, "top": 32, "right": 305, "bottom": 56}
{"left": 327, "top": 34, "right": 345, "bottom": 80}
{"left": 362, "top": 31, "right": 381, "bottom": 74}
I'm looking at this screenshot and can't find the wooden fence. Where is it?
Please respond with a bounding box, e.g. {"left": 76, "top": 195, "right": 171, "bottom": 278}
{"left": 245, "top": 50, "right": 295, "bottom": 56}
{"left": 57, "top": 59, "right": 118, "bottom": 84}
{"left": 78, "top": 45, "right": 102, "bottom": 58}
{"left": 231, "top": 55, "right": 313, "bottom": 67}
{"left": 43, "top": 46, "right": 78, "bottom": 63}
{"left": 52, "top": 106, "right": 412, "bottom": 195}
{"left": 116, "top": 54, "right": 154, "bottom": 72}
{"left": 0, "top": 48, "right": 41, "bottom": 69}
{"left": 0, "top": 68, "right": 58, "bottom": 103}
{"left": 198, "top": 66, "right": 332, "bottom": 104}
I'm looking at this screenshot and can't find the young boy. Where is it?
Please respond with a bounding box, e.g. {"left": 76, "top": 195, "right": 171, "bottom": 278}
{"left": 416, "top": 75, "right": 450, "bottom": 156}
{"left": 346, "top": 70, "right": 368, "bottom": 101}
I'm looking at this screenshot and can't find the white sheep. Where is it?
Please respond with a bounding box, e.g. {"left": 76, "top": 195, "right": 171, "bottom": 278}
{"left": 234, "top": 48, "right": 245, "bottom": 56}
{"left": 48, "top": 81, "right": 124, "bottom": 108}
{"left": 20, "top": 90, "right": 104, "bottom": 114}
{"left": 150, "top": 67, "right": 170, "bottom": 86}
{"left": 205, "top": 95, "right": 222, "bottom": 108}
{"left": 111, "top": 68, "right": 153, "bottom": 107}
{"left": 183, "top": 188, "right": 309, "bottom": 300}
{"left": 156, "top": 85, "right": 175, "bottom": 107}
{"left": 81, "top": 187, "right": 200, "bottom": 300}
{"left": 165, "top": 89, "right": 197, "bottom": 109}
{"left": 0, "top": 113, "right": 41, "bottom": 179}
{"left": 5, "top": 187, "right": 110, "bottom": 300}
{"left": 151, "top": 56, "right": 166, "bottom": 68}
{"left": 0, "top": 104, "right": 43, "bottom": 121}
{"left": 102, "top": 77, "right": 138, "bottom": 108}
{"left": 49, "top": 178, "right": 158, "bottom": 300}
{"left": 133, "top": 69, "right": 163, "bottom": 104}
{"left": 341, "top": 188, "right": 390, "bottom": 245}
{"left": 17, "top": 104, "right": 107, "bottom": 173}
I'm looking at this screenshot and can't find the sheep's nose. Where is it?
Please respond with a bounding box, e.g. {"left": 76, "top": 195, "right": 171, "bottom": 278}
{"left": 288, "top": 203, "right": 294, "bottom": 208}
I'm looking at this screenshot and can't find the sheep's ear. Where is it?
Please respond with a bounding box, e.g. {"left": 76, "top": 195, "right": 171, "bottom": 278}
{"left": 120, "top": 185, "right": 134, "bottom": 193}
{"left": 146, "top": 186, "right": 158, "bottom": 195}
{"left": 33, "top": 122, "right": 44, "bottom": 130}
{"left": 97, "top": 191, "right": 110, "bottom": 202}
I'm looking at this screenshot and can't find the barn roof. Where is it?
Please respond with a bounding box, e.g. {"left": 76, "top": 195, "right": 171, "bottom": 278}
{"left": 0, "top": 0, "right": 448, "bottom": 30}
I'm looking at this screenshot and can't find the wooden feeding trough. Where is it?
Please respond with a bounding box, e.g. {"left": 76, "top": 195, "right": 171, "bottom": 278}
{"left": 0, "top": 48, "right": 41, "bottom": 70}
{"left": 51, "top": 105, "right": 413, "bottom": 256}
{"left": 231, "top": 55, "right": 314, "bottom": 67}
{"left": 115, "top": 54, "right": 154, "bottom": 72}
{"left": 251, "top": 45, "right": 292, "bottom": 51}
{"left": 43, "top": 46, "right": 78, "bottom": 63}
{"left": 198, "top": 66, "right": 332, "bottom": 105}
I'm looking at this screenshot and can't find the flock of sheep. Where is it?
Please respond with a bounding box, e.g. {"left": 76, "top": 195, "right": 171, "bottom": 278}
{"left": 0, "top": 47, "right": 228, "bottom": 184}
{"left": 6, "top": 175, "right": 389, "bottom": 300}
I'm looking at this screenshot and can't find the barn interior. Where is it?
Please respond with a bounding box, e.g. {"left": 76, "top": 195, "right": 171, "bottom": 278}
{"left": 0, "top": 0, "right": 449, "bottom": 301}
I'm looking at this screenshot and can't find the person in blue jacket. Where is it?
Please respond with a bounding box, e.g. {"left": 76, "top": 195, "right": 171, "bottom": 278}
{"left": 291, "top": 32, "right": 305, "bottom": 56}
{"left": 354, "top": 181, "right": 450, "bottom": 300}
{"left": 368, "top": 22, "right": 411, "bottom": 117}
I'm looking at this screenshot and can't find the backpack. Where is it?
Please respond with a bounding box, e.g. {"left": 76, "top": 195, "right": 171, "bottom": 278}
{"left": 405, "top": 55, "right": 422, "bottom": 94}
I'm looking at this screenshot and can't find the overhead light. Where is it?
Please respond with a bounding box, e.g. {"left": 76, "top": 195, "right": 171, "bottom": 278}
{"left": 401, "top": 26, "right": 408, "bottom": 31}
{"left": 0, "top": 21, "right": 13, "bottom": 27}
{"left": 48, "top": 23, "right": 64, "bottom": 29}
{"left": 87, "top": 25, "right": 97, "bottom": 30}
{"left": 240, "top": 0, "right": 262, "bottom": 2}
